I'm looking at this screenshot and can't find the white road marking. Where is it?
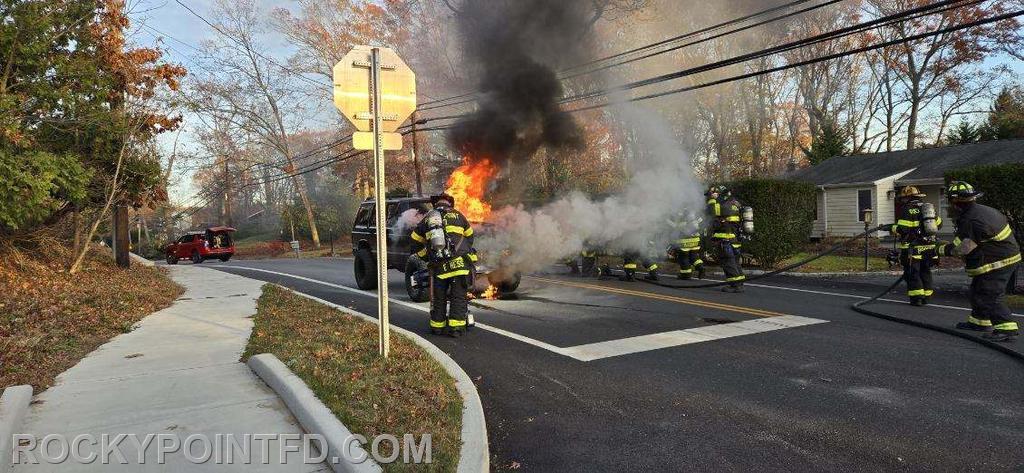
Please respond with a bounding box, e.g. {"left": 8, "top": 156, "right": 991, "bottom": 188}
{"left": 567, "top": 315, "right": 828, "bottom": 362}
{"left": 218, "top": 265, "right": 829, "bottom": 361}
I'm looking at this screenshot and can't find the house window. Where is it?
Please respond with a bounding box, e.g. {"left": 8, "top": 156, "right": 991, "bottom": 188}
{"left": 857, "top": 189, "right": 872, "bottom": 222}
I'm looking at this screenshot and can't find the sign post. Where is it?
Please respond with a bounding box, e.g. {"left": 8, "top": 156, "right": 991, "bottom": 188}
{"left": 333, "top": 46, "right": 416, "bottom": 358}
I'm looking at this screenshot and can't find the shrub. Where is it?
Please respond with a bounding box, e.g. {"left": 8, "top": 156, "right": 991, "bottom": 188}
{"left": 728, "top": 178, "right": 817, "bottom": 268}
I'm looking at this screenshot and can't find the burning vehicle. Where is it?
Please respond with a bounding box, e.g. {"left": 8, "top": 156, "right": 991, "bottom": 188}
{"left": 349, "top": 159, "right": 520, "bottom": 302}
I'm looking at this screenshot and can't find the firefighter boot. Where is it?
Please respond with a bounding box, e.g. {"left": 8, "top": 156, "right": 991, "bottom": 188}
{"left": 955, "top": 321, "right": 992, "bottom": 332}
{"left": 646, "top": 270, "right": 659, "bottom": 281}
{"left": 910, "top": 297, "right": 924, "bottom": 307}
{"left": 696, "top": 264, "right": 706, "bottom": 280}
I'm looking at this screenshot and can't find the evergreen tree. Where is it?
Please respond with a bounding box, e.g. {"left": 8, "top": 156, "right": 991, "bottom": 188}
{"left": 803, "top": 118, "right": 849, "bottom": 166}
{"left": 979, "top": 87, "right": 1024, "bottom": 141}
{"left": 947, "top": 120, "right": 980, "bottom": 145}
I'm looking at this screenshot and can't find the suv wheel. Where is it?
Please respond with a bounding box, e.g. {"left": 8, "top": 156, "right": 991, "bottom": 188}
{"left": 405, "top": 260, "right": 430, "bottom": 303}
{"left": 191, "top": 250, "right": 203, "bottom": 264}
{"left": 492, "top": 272, "right": 522, "bottom": 294}
{"left": 219, "top": 255, "right": 232, "bottom": 262}
{"left": 353, "top": 248, "right": 378, "bottom": 290}
{"left": 166, "top": 253, "right": 178, "bottom": 265}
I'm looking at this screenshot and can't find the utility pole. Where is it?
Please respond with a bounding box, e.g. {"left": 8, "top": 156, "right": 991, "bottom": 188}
{"left": 411, "top": 111, "right": 424, "bottom": 196}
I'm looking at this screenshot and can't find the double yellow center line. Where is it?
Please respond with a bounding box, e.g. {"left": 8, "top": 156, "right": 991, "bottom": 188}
{"left": 527, "top": 276, "right": 787, "bottom": 318}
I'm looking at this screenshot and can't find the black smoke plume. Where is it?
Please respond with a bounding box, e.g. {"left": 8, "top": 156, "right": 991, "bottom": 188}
{"left": 448, "top": 0, "right": 591, "bottom": 166}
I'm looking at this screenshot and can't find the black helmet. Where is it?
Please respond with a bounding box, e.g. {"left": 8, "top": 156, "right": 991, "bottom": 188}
{"left": 431, "top": 193, "right": 455, "bottom": 207}
{"left": 945, "top": 181, "right": 982, "bottom": 202}
{"left": 705, "top": 185, "right": 730, "bottom": 197}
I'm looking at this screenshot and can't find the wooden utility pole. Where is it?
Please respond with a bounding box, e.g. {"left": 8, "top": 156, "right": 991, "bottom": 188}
{"left": 411, "top": 111, "right": 424, "bottom": 196}
{"left": 113, "top": 205, "right": 130, "bottom": 268}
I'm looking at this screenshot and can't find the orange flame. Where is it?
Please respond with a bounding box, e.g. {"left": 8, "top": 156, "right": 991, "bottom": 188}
{"left": 445, "top": 157, "right": 498, "bottom": 223}
{"left": 482, "top": 284, "right": 499, "bottom": 300}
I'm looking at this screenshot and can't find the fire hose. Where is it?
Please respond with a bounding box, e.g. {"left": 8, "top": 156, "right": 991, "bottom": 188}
{"left": 636, "top": 225, "right": 1024, "bottom": 363}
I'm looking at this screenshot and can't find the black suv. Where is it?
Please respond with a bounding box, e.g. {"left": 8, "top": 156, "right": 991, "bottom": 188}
{"left": 350, "top": 196, "right": 520, "bottom": 302}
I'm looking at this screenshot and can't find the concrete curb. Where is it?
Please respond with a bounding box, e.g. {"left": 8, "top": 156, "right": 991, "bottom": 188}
{"left": 128, "top": 252, "right": 155, "bottom": 267}
{"left": 0, "top": 385, "right": 32, "bottom": 469}
{"left": 274, "top": 286, "right": 489, "bottom": 473}
{"left": 247, "top": 354, "right": 382, "bottom": 473}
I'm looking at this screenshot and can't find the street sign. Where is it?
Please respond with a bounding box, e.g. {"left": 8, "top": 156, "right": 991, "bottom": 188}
{"left": 332, "top": 46, "right": 418, "bottom": 358}
{"left": 333, "top": 46, "right": 416, "bottom": 133}
{"left": 353, "top": 131, "right": 403, "bottom": 151}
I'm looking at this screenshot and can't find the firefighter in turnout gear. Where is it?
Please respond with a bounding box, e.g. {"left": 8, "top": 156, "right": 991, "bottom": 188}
{"left": 410, "top": 193, "right": 478, "bottom": 337}
{"left": 891, "top": 186, "right": 943, "bottom": 306}
{"left": 939, "top": 181, "right": 1020, "bottom": 342}
{"left": 707, "top": 185, "right": 746, "bottom": 292}
{"left": 667, "top": 210, "right": 705, "bottom": 280}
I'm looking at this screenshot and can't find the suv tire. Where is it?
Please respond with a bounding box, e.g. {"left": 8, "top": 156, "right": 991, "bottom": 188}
{"left": 405, "top": 259, "right": 430, "bottom": 303}
{"left": 219, "top": 255, "right": 232, "bottom": 262}
{"left": 492, "top": 272, "right": 522, "bottom": 294}
{"left": 166, "top": 253, "right": 178, "bottom": 265}
{"left": 354, "top": 248, "right": 378, "bottom": 290}
{"left": 191, "top": 250, "right": 203, "bottom": 264}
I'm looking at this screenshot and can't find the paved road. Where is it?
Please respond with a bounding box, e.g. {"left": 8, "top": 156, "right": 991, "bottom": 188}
{"left": 196, "top": 257, "right": 1024, "bottom": 472}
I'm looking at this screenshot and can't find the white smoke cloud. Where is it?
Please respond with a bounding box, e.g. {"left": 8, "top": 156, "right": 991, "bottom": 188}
{"left": 474, "top": 102, "right": 706, "bottom": 275}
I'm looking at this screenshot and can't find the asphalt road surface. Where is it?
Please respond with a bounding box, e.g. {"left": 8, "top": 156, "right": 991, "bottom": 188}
{"left": 195, "top": 257, "right": 1024, "bottom": 472}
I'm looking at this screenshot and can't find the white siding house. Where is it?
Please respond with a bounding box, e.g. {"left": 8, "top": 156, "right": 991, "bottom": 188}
{"left": 793, "top": 139, "right": 1024, "bottom": 238}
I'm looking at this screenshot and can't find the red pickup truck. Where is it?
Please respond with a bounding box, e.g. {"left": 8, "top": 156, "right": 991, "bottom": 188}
{"left": 165, "top": 226, "right": 235, "bottom": 264}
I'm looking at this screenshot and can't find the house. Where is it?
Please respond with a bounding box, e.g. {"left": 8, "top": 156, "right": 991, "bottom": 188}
{"left": 791, "top": 139, "right": 1024, "bottom": 237}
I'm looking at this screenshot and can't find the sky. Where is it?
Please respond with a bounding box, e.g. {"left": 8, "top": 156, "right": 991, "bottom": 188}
{"left": 128, "top": 0, "right": 1024, "bottom": 206}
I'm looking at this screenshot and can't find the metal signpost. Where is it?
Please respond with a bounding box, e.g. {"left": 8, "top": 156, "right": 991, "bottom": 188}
{"left": 333, "top": 46, "right": 416, "bottom": 358}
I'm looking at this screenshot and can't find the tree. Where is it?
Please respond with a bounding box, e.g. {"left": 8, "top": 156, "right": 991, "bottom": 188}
{"left": 866, "top": 0, "right": 1021, "bottom": 150}
{"left": 979, "top": 86, "right": 1024, "bottom": 140}
{"left": 947, "top": 120, "right": 980, "bottom": 145}
{"left": 186, "top": 0, "right": 323, "bottom": 248}
{"left": 803, "top": 117, "right": 848, "bottom": 166}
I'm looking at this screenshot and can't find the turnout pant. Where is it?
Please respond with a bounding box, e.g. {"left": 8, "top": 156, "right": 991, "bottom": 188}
{"left": 901, "top": 247, "right": 936, "bottom": 299}
{"left": 622, "top": 252, "right": 657, "bottom": 278}
{"left": 968, "top": 264, "right": 1020, "bottom": 333}
{"left": 581, "top": 254, "right": 599, "bottom": 277}
{"left": 430, "top": 274, "right": 469, "bottom": 331}
{"left": 674, "top": 249, "right": 703, "bottom": 279}
{"left": 716, "top": 240, "right": 745, "bottom": 287}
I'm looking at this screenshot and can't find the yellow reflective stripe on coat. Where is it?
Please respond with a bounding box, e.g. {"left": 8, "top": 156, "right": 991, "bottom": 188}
{"left": 967, "top": 316, "right": 993, "bottom": 327}
{"left": 707, "top": 199, "right": 721, "bottom": 216}
{"left": 647, "top": 264, "right": 659, "bottom": 271}
{"left": 429, "top": 319, "right": 447, "bottom": 328}
{"left": 993, "top": 321, "right": 1019, "bottom": 331}
{"left": 437, "top": 268, "right": 471, "bottom": 279}
{"left": 415, "top": 248, "right": 428, "bottom": 258}
{"left": 677, "top": 237, "right": 701, "bottom": 246}
{"left": 896, "top": 219, "right": 919, "bottom": 227}
{"left": 445, "top": 225, "right": 468, "bottom": 235}
{"left": 984, "top": 225, "right": 1012, "bottom": 243}
{"left": 966, "top": 253, "right": 1022, "bottom": 277}
{"left": 623, "top": 263, "right": 638, "bottom": 269}
{"left": 468, "top": 253, "right": 479, "bottom": 262}
{"left": 712, "top": 233, "right": 736, "bottom": 239}
{"left": 725, "top": 216, "right": 740, "bottom": 222}
{"left": 897, "top": 243, "right": 910, "bottom": 249}
{"left": 410, "top": 231, "right": 425, "bottom": 243}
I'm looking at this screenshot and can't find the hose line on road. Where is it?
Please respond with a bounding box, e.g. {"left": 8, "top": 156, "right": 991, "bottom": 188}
{"left": 631, "top": 225, "right": 1024, "bottom": 363}
{"left": 851, "top": 274, "right": 1024, "bottom": 364}
{"left": 640, "top": 224, "right": 888, "bottom": 290}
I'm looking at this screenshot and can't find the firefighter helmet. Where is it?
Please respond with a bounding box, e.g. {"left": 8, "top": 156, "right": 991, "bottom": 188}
{"left": 945, "top": 181, "right": 982, "bottom": 201}
{"left": 897, "top": 186, "right": 925, "bottom": 199}
{"left": 430, "top": 193, "right": 455, "bottom": 207}
{"left": 705, "top": 185, "right": 730, "bottom": 197}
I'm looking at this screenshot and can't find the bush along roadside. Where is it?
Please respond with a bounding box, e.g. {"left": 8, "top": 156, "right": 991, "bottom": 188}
{"left": 243, "top": 285, "right": 462, "bottom": 472}
{"left": 728, "top": 178, "right": 818, "bottom": 269}
{"left": 0, "top": 243, "right": 183, "bottom": 390}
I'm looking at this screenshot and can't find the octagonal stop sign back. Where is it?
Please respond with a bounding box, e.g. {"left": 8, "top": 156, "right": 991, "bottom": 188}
{"left": 333, "top": 46, "right": 416, "bottom": 141}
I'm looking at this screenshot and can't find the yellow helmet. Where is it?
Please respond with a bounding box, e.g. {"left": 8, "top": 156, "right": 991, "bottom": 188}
{"left": 898, "top": 186, "right": 925, "bottom": 199}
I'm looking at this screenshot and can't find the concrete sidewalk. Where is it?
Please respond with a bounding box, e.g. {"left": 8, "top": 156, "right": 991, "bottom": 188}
{"left": 13, "top": 266, "right": 328, "bottom": 472}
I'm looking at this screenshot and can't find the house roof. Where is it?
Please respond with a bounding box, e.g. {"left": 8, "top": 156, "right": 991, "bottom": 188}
{"left": 790, "top": 139, "right": 1024, "bottom": 187}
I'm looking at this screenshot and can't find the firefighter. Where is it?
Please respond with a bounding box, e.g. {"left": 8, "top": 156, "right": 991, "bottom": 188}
{"left": 939, "top": 181, "right": 1020, "bottom": 342}
{"left": 667, "top": 210, "right": 705, "bottom": 280}
{"left": 622, "top": 248, "right": 659, "bottom": 281}
{"left": 410, "top": 193, "right": 477, "bottom": 337}
{"left": 580, "top": 242, "right": 601, "bottom": 277}
{"left": 706, "top": 185, "right": 746, "bottom": 292}
{"left": 891, "top": 186, "right": 942, "bottom": 306}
